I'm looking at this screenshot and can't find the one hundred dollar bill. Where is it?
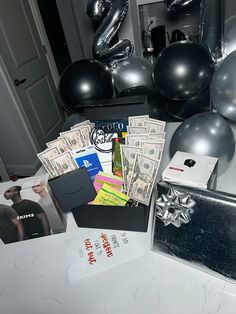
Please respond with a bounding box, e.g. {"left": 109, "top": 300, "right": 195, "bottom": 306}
{"left": 71, "top": 120, "right": 91, "bottom": 129}
{"left": 87, "top": 122, "right": 95, "bottom": 130}
{"left": 125, "top": 134, "right": 149, "bottom": 146}
{"left": 127, "top": 153, "right": 160, "bottom": 205}
{"left": 37, "top": 147, "right": 60, "bottom": 178}
{"left": 144, "top": 118, "right": 166, "bottom": 134}
{"left": 71, "top": 121, "right": 95, "bottom": 133}
{"left": 128, "top": 115, "right": 149, "bottom": 127}
{"left": 127, "top": 126, "right": 148, "bottom": 134}
{"left": 142, "top": 141, "right": 160, "bottom": 160}
{"left": 148, "top": 132, "right": 166, "bottom": 140}
{"left": 120, "top": 145, "right": 143, "bottom": 192}
{"left": 146, "top": 138, "right": 165, "bottom": 161}
{"left": 73, "top": 125, "right": 91, "bottom": 146}
{"left": 46, "top": 137, "right": 72, "bottom": 154}
{"left": 50, "top": 151, "right": 78, "bottom": 175}
{"left": 60, "top": 129, "right": 86, "bottom": 150}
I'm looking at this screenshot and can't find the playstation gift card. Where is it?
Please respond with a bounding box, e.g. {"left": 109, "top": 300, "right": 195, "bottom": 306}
{"left": 72, "top": 146, "right": 103, "bottom": 180}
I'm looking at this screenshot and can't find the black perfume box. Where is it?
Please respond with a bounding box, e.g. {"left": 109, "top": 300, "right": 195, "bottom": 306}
{"left": 152, "top": 181, "right": 236, "bottom": 284}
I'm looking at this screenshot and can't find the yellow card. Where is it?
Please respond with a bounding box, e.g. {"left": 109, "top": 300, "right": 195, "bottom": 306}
{"left": 92, "top": 183, "right": 129, "bottom": 206}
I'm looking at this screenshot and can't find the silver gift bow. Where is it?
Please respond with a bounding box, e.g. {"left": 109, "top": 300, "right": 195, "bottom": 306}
{"left": 155, "top": 188, "right": 195, "bottom": 228}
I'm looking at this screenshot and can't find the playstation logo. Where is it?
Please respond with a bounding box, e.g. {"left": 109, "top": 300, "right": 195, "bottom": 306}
{"left": 83, "top": 160, "right": 92, "bottom": 168}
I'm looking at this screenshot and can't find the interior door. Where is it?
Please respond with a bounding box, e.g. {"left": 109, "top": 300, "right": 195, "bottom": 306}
{"left": 0, "top": 0, "right": 65, "bottom": 149}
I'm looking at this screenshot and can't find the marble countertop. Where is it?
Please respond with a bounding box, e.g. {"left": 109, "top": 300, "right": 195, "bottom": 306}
{"left": 1, "top": 122, "right": 236, "bottom": 314}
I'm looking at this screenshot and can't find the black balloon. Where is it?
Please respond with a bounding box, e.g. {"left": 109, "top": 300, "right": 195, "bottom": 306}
{"left": 167, "top": 87, "right": 210, "bottom": 120}
{"left": 153, "top": 41, "right": 214, "bottom": 100}
{"left": 113, "top": 57, "right": 155, "bottom": 94}
{"left": 58, "top": 59, "right": 114, "bottom": 112}
{"left": 117, "top": 86, "right": 169, "bottom": 120}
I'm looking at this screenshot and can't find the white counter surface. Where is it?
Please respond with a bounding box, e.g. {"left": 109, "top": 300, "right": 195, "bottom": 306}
{"left": 1, "top": 122, "right": 236, "bottom": 314}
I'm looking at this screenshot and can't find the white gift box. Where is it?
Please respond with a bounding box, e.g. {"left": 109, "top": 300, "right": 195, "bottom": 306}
{"left": 162, "top": 151, "right": 218, "bottom": 189}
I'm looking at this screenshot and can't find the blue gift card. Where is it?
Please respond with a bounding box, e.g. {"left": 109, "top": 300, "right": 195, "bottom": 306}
{"left": 72, "top": 146, "right": 103, "bottom": 180}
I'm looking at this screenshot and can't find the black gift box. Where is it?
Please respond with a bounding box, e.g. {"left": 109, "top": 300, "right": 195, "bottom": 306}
{"left": 73, "top": 95, "right": 148, "bottom": 120}
{"left": 48, "top": 168, "right": 96, "bottom": 213}
{"left": 72, "top": 203, "right": 150, "bottom": 232}
{"left": 152, "top": 181, "right": 236, "bottom": 283}
{"left": 48, "top": 167, "right": 150, "bottom": 232}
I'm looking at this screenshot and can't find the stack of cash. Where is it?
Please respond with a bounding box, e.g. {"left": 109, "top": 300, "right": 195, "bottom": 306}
{"left": 37, "top": 120, "right": 94, "bottom": 177}
{"left": 120, "top": 115, "right": 166, "bottom": 206}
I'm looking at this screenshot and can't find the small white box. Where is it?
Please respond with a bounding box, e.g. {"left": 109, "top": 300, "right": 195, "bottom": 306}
{"left": 162, "top": 151, "right": 218, "bottom": 189}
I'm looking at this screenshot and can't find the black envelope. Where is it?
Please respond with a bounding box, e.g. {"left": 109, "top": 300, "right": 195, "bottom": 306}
{"left": 72, "top": 203, "right": 150, "bottom": 232}
{"left": 153, "top": 181, "right": 236, "bottom": 283}
{"left": 48, "top": 168, "right": 96, "bottom": 213}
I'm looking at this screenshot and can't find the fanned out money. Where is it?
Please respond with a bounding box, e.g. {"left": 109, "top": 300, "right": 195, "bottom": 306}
{"left": 71, "top": 120, "right": 92, "bottom": 129}
{"left": 78, "top": 125, "right": 91, "bottom": 145}
{"left": 71, "top": 121, "right": 93, "bottom": 146}
{"left": 128, "top": 115, "right": 149, "bottom": 127}
{"left": 37, "top": 147, "right": 60, "bottom": 178}
{"left": 47, "top": 137, "right": 72, "bottom": 153}
{"left": 127, "top": 153, "right": 160, "bottom": 206}
{"left": 144, "top": 139, "right": 165, "bottom": 161}
{"left": 142, "top": 141, "right": 160, "bottom": 160}
{"left": 126, "top": 126, "right": 148, "bottom": 134}
{"left": 50, "top": 151, "right": 77, "bottom": 176}
{"left": 144, "top": 118, "right": 166, "bottom": 134}
{"left": 60, "top": 129, "right": 86, "bottom": 150}
{"left": 125, "top": 116, "right": 166, "bottom": 162}
{"left": 38, "top": 119, "right": 96, "bottom": 178}
{"left": 125, "top": 134, "right": 149, "bottom": 146}
{"left": 38, "top": 118, "right": 116, "bottom": 179}
{"left": 149, "top": 132, "right": 166, "bottom": 140}
{"left": 121, "top": 115, "right": 166, "bottom": 205}
{"left": 120, "top": 145, "right": 143, "bottom": 192}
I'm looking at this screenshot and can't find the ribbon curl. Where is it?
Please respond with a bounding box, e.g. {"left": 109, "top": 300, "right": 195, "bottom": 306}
{"left": 156, "top": 188, "right": 195, "bottom": 227}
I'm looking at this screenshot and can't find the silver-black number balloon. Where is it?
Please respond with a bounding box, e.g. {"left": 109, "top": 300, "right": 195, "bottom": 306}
{"left": 87, "top": 0, "right": 133, "bottom": 67}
